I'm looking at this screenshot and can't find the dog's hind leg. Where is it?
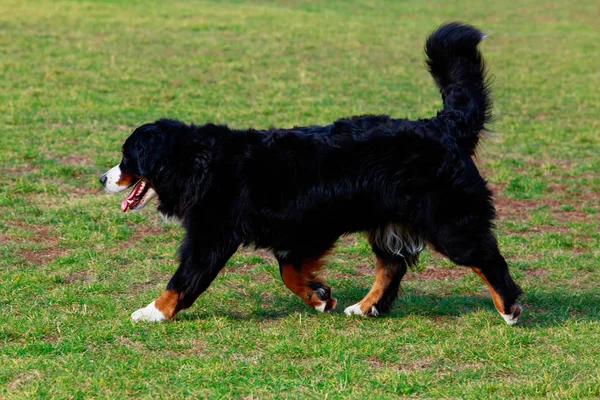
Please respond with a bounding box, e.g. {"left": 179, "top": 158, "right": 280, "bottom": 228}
{"left": 344, "top": 230, "right": 418, "bottom": 317}
{"left": 430, "top": 226, "right": 523, "bottom": 325}
{"left": 278, "top": 250, "right": 337, "bottom": 313}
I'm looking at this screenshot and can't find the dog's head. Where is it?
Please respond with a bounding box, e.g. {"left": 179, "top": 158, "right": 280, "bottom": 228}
{"left": 101, "top": 119, "right": 223, "bottom": 215}
{"left": 99, "top": 122, "right": 170, "bottom": 212}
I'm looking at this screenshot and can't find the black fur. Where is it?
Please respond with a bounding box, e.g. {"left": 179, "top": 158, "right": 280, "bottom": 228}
{"left": 425, "top": 22, "right": 492, "bottom": 155}
{"left": 105, "top": 22, "right": 522, "bottom": 317}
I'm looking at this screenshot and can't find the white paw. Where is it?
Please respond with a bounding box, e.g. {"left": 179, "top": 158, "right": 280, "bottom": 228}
{"left": 500, "top": 304, "right": 522, "bottom": 325}
{"left": 344, "top": 303, "right": 379, "bottom": 317}
{"left": 314, "top": 302, "right": 327, "bottom": 312}
{"left": 344, "top": 303, "right": 364, "bottom": 316}
{"left": 131, "top": 301, "right": 168, "bottom": 322}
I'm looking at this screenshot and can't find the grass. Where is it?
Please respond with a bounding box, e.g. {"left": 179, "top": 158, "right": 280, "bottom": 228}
{"left": 0, "top": 0, "right": 599, "bottom": 397}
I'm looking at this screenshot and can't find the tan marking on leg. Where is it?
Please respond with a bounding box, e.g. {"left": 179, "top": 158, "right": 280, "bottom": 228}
{"left": 280, "top": 264, "right": 308, "bottom": 300}
{"left": 154, "top": 289, "right": 180, "bottom": 319}
{"left": 280, "top": 262, "right": 324, "bottom": 309}
{"left": 356, "top": 259, "right": 393, "bottom": 314}
{"left": 471, "top": 267, "right": 522, "bottom": 324}
{"left": 280, "top": 255, "right": 335, "bottom": 311}
{"left": 471, "top": 267, "right": 506, "bottom": 314}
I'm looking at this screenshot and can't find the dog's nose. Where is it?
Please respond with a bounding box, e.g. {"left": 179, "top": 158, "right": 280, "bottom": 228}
{"left": 99, "top": 174, "right": 107, "bottom": 186}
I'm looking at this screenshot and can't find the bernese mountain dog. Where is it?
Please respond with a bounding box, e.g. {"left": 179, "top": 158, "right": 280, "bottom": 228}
{"left": 100, "top": 22, "right": 523, "bottom": 325}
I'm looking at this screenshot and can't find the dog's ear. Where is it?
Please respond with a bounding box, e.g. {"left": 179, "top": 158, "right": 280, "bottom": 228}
{"left": 126, "top": 122, "right": 171, "bottom": 178}
{"left": 137, "top": 132, "right": 168, "bottom": 177}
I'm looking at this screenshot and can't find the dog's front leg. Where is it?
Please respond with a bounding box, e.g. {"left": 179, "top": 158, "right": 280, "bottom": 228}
{"left": 131, "top": 230, "right": 239, "bottom": 322}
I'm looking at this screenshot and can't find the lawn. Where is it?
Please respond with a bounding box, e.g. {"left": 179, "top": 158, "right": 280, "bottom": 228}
{"left": 1, "top": 0, "right": 599, "bottom": 397}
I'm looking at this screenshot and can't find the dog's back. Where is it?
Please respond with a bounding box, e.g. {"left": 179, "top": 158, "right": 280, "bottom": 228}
{"left": 240, "top": 23, "right": 493, "bottom": 239}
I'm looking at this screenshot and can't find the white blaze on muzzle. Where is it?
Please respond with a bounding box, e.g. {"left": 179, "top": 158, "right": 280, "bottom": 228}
{"left": 102, "top": 165, "right": 130, "bottom": 193}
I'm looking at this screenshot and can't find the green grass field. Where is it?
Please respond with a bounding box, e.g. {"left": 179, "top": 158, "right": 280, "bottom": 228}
{"left": 1, "top": 0, "right": 599, "bottom": 397}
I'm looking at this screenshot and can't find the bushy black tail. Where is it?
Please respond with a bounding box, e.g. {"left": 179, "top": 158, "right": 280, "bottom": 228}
{"left": 425, "top": 22, "right": 492, "bottom": 155}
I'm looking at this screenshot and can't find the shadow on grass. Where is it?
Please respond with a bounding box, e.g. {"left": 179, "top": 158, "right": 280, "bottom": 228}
{"left": 177, "top": 285, "right": 600, "bottom": 327}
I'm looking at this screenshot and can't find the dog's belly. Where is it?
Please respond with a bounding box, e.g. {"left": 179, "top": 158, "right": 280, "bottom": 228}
{"left": 247, "top": 202, "right": 420, "bottom": 256}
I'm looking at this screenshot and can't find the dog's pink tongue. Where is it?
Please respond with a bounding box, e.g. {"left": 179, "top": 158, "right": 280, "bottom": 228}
{"left": 121, "top": 197, "right": 130, "bottom": 212}
{"left": 121, "top": 182, "right": 142, "bottom": 212}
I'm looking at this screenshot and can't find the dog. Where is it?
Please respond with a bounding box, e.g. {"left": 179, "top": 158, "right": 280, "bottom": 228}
{"left": 100, "top": 22, "right": 523, "bottom": 325}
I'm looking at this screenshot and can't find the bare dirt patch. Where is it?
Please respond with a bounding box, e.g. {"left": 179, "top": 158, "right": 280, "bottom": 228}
{"left": 235, "top": 247, "right": 277, "bottom": 264}
{"left": 489, "top": 178, "right": 597, "bottom": 221}
{"left": 224, "top": 262, "right": 275, "bottom": 282}
{"left": 229, "top": 247, "right": 278, "bottom": 278}
{"left": 222, "top": 262, "right": 275, "bottom": 285}
{"left": 366, "top": 356, "right": 385, "bottom": 368}
{"left": 523, "top": 225, "right": 571, "bottom": 235}
{"left": 118, "top": 337, "right": 147, "bottom": 353}
{"left": 526, "top": 268, "right": 548, "bottom": 278}
{"left": 56, "top": 154, "right": 92, "bottom": 167}
{"left": 407, "top": 265, "right": 466, "bottom": 281}
{"left": 0, "top": 232, "right": 10, "bottom": 244}
{"left": 367, "top": 356, "right": 433, "bottom": 371}
{"left": 491, "top": 194, "right": 595, "bottom": 233}
{"left": 547, "top": 182, "right": 569, "bottom": 191}
{"left": 396, "top": 359, "right": 433, "bottom": 371}
{"left": 541, "top": 197, "right": 596, "bottom": 223}
{"left": 122, "top": 223, "right": 165, "bottom": 248}
{"left": 229, "top": 262, "right": 258, "bottom": 275}
{"left": 20, "top": 247, "right": 66, "bottom": 266}
{"left": 352, "top": 263, "right": 374, "bottom": 276}
{"left": 7, "top": 222, "right": 68, "bottom": 266}
{"left": 551, "top": 209, "right": 594, "bottom": 224}
{"left": 7, "top": 371, "right": 42, "bottom": 391}
{"left": 530, "top": 112, "right": 550, "bottom": 121}
{"left": 338, "top": 234, "right": 360, "bottom": 246}
{"left": 2, "top": 164, "right": 39, "bottom": 175}
{"left": 493, "top": 196, "right": 539, "bottom": 221}
{"left": 63, "top": 270, "right": 92, "bottom": 284}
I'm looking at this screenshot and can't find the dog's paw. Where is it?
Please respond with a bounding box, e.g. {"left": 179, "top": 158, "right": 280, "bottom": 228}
{"left": 500, "top": 304, "right": 522, "bottom": 325}
{"left": 314, "top": 297, "right": 337, "bottom": 313}
{"left": 131, "top": 301, "right": 169, "bottom": 322}
{"left": 344, "top": 303, "right": 379, "bottom": 317}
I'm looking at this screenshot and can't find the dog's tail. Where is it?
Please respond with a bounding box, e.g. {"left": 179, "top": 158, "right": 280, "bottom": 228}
{"left": 425, "top": 22, "right": 492, "bottom": 155}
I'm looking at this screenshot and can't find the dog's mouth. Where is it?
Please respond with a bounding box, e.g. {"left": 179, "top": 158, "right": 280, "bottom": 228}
{"left": 121, "top": 180, "right": 157, "bottom": 212}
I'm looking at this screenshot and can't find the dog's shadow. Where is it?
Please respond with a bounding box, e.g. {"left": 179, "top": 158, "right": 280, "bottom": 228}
{"left": 178, "top": 285, "right": 600, "bottom": 328}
